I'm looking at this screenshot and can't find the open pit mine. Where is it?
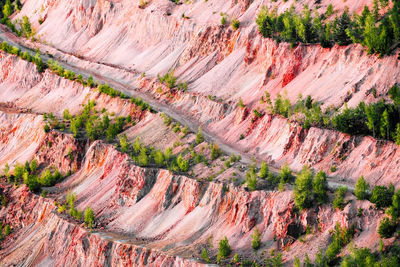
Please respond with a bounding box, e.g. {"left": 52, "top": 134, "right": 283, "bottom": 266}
{"left": 0, "top": 0, "right": 399, "bottom": 266}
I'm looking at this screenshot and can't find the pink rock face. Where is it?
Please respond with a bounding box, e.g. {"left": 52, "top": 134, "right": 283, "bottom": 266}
{"left": 0, "top": 0, "right": 398, "bottom": 265}
{"left": 0, "top": 185, "right": 202, "bottom": 267}
{"left": 0, "top": 129, "right": 383, "bottom": 264}
{"left": 4, "top": 49, "right": 396, "bottom": 187}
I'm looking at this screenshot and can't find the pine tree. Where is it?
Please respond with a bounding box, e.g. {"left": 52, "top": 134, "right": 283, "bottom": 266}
{"left": 373, "top": 0, "right": 380, "bottom": 20}
{"left": 3, "top": 163, "right": 10, "bottom": 180}
{"left": 84, "top": 207, "right": 95, "bottom": 229}
{"left": 380, "top": 109, "right": 389, "bottom": 138}
{"left": 246, "top": 168, "right": 257, "bottom": 191}
{"left": 390, "top": 2, "right": 400, "bottom": 44}
{"left": 154, "top": 150, "right": 165, "bottom": 167}
{"left": 377, "top": 20, "right": 391, "bottom": 55}
{"left": 138, "top": 148, "right": 149, "bottom": 166}
{"left": 395, "top": 124, "right": 400, "bottom": 145}
{"left": 217, "top": 237, "right": 231, "bottom": 263}
{"left": 201, "top": 248, "right": 210, "bottom": 263}
{"left": 264, "top": 91, "right": 273, "bottom": 112}
{"left": 354, "top": 176, "right": 369, "bottom": 200}
{"left": 333, "top": 10, "right": 353, "bottom": 46}
{"left": 361, "top": 6, "right": 371, "bottom": 26}
{"left": 259, "top": 161, "right": 269, "bottom": 179}
{"left": 256, "top": 6, "right": 274, "bottom": 38}
{"left": 177, "top": 154, "right": 189, "bottom": 172}
{"left": 294, "top": 166, "right": 314, "bottom": 210}
{"left": 251, "top": 228, "right": 261, "bottom": 250}
{"left": 365, "top": 103, "right": 379, "bottom": 137}
{"left": 364, "top": 14, "right": 381, "bottom": 54}
{"left": 387, "top": 190, "right": 400, "bottom": 218}
{"left": 238, "top": 97, "right": 245, "bottom": 108}
{"left": 3, "top": 0, "right": 13, "bottom": 18}
{"left": 195, "top": 127, "right": 204, "bottom": 144}
{"left": 313, "top": 171, "right": 328, "bottom": 204}
{"left": 119, "top": 135, "right": 129, "bottom": 153}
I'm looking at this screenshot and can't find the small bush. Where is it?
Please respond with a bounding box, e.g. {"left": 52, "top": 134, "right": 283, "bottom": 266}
{"left": 196, "top": 127, "right": 204, "bottom": 144}
{"left": 387, "top": 190, "right": 400, "bottom": 218}
{"left": 4, "top": 225, "right": 11, "bottom": 236}
{"left": 294, "top": 166, "right": 314, "bottom": 210}
{"left": 259, "top": 161, "right": 268, "bottom": 179}
{"left": 313, "top": 171, "right": 328, "bottom": 204}
{"left": 378, "top": 217, "right": 396, "bottom": 238}
{"left": 177, "top": 154, "right": 189, "bottom": 172}
{"left": 246, "top": 168, "right": 257, "bottom": 191}
{"left": 201, "top": 248, "right": 210, "bottom": 263}
{"left": 238, "top": 97, "right": 245, "bottom": 108}
{"left": 333, "top": 186, "right": 348, "bottom": 210}
{"left": 355, "top": 176, "right": 369, "bottom": 200}
{"left": 251, "top": 228, "right": 261, "bottom": 250}
{"left": 217, "top": 237, "right": 231, "bottom": 262}
{"left": 221, "top": 16, "right": 227, "bottom": 25}
{"left": 43, "top": 124, "right": 50, "bottom": 133}
{"left": 231, "top": 19, "right": 240, "bottom": 30}
{"left": 278, "top": 163, "right": 293, "bottom": 183}
{"left": 370, "top": 186, "right": 393, "bottom": 209}
{"left": 210, "top": 143, "right": 221, "bottom": 160}
{"left": 84, "top": 207, "right": 95, "bottom": 229}
{"left": 325, "top": 223, "right": 355, "bottom": 263}
{"left": 159, "top": 71, "right": 177, "bottom": 89}
{"left": 119, "top": 135, "right": 129, "bottom": 153}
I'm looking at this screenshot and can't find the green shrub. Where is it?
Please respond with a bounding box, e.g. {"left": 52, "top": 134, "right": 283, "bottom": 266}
{"left": 217, "top": 237, "right": 231, "bottom": 262}
{"left": 326, "top": 223, "right": 355, "bottom": 263}
{"left": 43, "top": 124, "right": 50, "bottom": 133}
{"left": 84, "top": 207, "right": 95, "bottom": 229}
{"left": 201, "top": 248, "right": 210, "bottom": 263}
{"left": 29, "top": 159, "right": 38, "bottom": 173}
{"left": 293, "top": 257, "right": 301, "bottom": 267}
{"left": 355, "top": 176, "right": 370, "bottom": 200}
{"left": 238, "top": 97, "right": 245, "bottom": 108}
{"left": 378, "top": 217, "right": 396, "bottom": 238}
{"left": 387, "top": 190, "right": 400, "bottom": 218}
{"left": 159, "top": 71, "right": 177, "bottom": 89}
{"left": 294, "top": 166, "right": 314, "bottom": 210}
{"left": 251, "top": 228, "right": 261, "bottom": 250}
{"left": 195, "top": 127, "right": 204, "bottom": 144}
{"left": 13, "top": 163, "right": 25, "bottom": 181}
{"left": 259, "top": 161, "right": 268, "bottom": 179}
{"left": 221, "top": 16, "right": 227, "bottom": 25}
{"left": 138, "top": 147, "right": 149, "bottom": 166}
{"left": 23, "top": 172, "right": 40, "bottom": 192}
{"left": 4, "top": 225, "right": 10, "bottom": 236}
{"left": 36, "top": 168, "right": 63, "bottom": 187}
{"left": 246, "top": 168, "right": 257, "bottom": 191}
{"left": 370, "top": 186, "right": 393, "bottom": 209}
{"left": 3, "top": 0, "right": 13, "bottom": 18}
{"left": 177, "top": 154, "right": 189, "bottom": 172}
{"left": 57, "top": 204, "right": 67, "bottom": 213}
{"left": 278, "top": 163, "right": 293, "bottom": 183}
{"left": 3, "top": 163, "right": 10, "bottom": 180}
{"left": 333, "top": 186, "right": 348, "bottom": 210}
{"left": 312, "top": 171, "right": 328, "bottom": 204}
{"left": 66, "top": 191, "right": 76, "bottom": 208}
{"left": 231, "top": 19, "right": 240, "bottom": 30}
{"left": 119, "top": 135, "right": 129, "bottom": 153}
{"left": 154, "top": 151, "right": 165, "bottom": 167}
{"left": 210, "top": 143, "right": 221, "bottom": 160}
